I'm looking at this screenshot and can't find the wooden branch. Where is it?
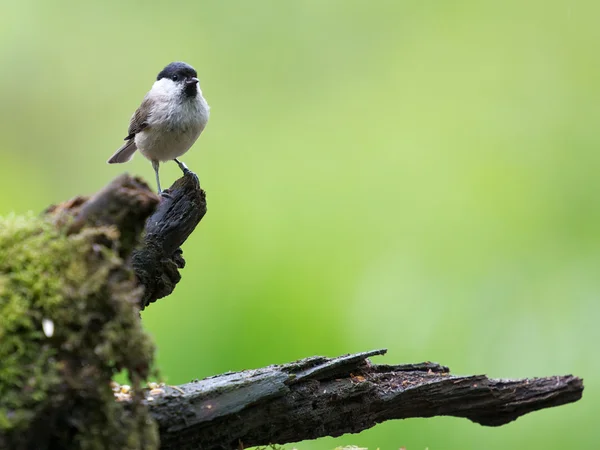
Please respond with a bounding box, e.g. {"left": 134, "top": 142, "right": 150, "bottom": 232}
{"left": 45, "top": 171, "right": 206, "bottom": 309}
{"left": 6, "top": 176, "right": 585, "bottom": 449}
{"left": 131, "top": 171, "right": 207, "bottom": 309}
{"left": 148, "top": 349, "right": 584, "bottom": 450}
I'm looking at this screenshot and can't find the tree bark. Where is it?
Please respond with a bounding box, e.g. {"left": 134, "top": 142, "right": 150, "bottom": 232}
{"left": 148, "top": 349, "right": 583, "bottom": 450}
{"left": 44, "top": 171, "right": 206, "bottom": 309}
{"left": 36, "top": 175, "right": 584, "bottom": 449}
{"left": 131, "top": 171, "right": 207, "bottom": 309}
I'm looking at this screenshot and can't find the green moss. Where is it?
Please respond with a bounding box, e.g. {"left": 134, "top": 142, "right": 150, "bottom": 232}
{"left": 0, "top": 213, "right": 158, "bottom": 450}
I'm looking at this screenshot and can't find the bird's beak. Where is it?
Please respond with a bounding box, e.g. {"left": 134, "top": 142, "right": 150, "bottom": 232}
{"left": 186, "top": 77, "right": 199, "bottom": 86}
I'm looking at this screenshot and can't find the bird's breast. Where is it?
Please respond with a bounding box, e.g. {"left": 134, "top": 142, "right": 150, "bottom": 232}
{"left": 136, "top": 96, "right": 209, "bottom": 162}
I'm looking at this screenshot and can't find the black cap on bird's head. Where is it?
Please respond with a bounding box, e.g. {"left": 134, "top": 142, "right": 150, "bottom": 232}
{"left": 157, "top": 61, "right": 197, "bottom": 81}
{"left": 157, "top": 62, "right": 199, "bottom": 97}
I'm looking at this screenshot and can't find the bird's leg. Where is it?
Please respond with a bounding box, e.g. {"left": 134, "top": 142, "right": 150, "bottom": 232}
{"left": 173, "top": 158, "right": 190, "bottom": 174}
{"left": 152, "top": 160, "right": 162, "bottom": 194}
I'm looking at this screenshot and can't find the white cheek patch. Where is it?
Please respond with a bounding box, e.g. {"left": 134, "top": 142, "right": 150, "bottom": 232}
{"left": 151, "top": 78, "right": 180, "bottom": 98}
{"left": 147, "top": 79, "right": 181, "bottom": 126}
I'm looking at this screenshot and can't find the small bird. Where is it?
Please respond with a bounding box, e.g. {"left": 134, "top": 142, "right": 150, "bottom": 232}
{"left": 107, "top": 61, "right": 210, "bottom": 193}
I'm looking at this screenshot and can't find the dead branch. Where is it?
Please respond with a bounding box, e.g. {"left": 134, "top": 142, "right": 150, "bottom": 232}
{"left": 131, "top": 171, "right": 206, "bottom": 309}
{"left": 8, "top": 176, "right": 581, "bottom": 449}
{"left": 148, "top": 349, "right": 584, "bottom": 450}
{"left": 44, "top": 171, "right": 206, "bottom": 309}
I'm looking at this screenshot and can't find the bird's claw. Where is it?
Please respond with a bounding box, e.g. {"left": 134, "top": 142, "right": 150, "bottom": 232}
{"left": 174, "top": 158, "right": 190, "bottom": 174}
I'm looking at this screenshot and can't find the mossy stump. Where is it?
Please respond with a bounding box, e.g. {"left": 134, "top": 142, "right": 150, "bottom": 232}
{"left": 0, "top": 173, "right": 206, "bottom": 450}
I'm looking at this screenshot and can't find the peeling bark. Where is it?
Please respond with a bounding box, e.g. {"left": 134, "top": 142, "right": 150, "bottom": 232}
{"left": 148, "top": 350, "right": 584, "bottom": 450}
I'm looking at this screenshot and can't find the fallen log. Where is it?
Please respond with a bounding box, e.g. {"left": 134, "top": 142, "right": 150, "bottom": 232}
{"left": 0, "top": 174, "right": 584, "bottom": 450}
{"left": 148, "top": 349, "right": 583, "bottom": 450}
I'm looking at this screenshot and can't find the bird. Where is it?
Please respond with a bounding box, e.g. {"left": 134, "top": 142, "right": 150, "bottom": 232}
{"left": 107, "top": 61, "right": 210, "bottom": 194}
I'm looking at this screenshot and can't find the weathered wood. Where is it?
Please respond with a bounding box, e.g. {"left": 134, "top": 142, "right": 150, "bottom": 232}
{"left": 131, "top": 171, "right": 207, "bottom": 309}
{"left": 37, "top": 176, "right": 584, "bottom": 449}
{"left": 6, "top": 174, "right": 164, "bottom": 450}
{"left": 44, "top": 171, "right": 206, "bottom": 309}
{"left": 45, "top": 174, "right": 160, "bottom": 256}
{"left": 148, "top": 350, "right": 584, "bottom": 450}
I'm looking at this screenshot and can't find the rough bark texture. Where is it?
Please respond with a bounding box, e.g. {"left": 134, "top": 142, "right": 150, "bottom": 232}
{"left": 149, "top": 349, "right": 584, "bottom": 450}
{"left": 44, "top": 171, "right": 206, "bottom": 309}
{"left": 44, "top": 173, "right": 160, "bottom": 256}
{"left": 35, "top": 175, "right": 584, "bottom": 449}
{"left": 131, "top": 171, "right": 207, "bottom": 309}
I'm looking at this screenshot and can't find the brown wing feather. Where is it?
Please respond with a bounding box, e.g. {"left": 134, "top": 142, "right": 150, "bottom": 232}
{"left": 124, "top": 96, "right": 153, "bottom": 140}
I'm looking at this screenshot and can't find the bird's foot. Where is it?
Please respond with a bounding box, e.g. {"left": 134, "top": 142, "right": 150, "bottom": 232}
{"left": 174, "top": 158, "right": 190, "bottom": 175}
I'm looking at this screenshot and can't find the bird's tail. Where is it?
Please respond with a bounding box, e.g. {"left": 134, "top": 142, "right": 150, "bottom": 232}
{"left": 107, "top": 140, "right": 137, "bottom": 164}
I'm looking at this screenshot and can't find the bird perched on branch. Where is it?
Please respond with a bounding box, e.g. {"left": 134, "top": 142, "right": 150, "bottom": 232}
{"left": 107, "top": 61, "right": 210, "bottom": 193}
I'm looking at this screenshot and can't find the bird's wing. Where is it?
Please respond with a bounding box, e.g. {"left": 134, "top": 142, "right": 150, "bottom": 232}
{"left": 124, "top": 96, "right": 153, "bottom": 140}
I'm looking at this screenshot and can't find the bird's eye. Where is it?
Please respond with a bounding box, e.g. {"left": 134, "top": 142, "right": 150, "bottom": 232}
{"left": 172, "top": 75, "right": 179, "bottom": 81}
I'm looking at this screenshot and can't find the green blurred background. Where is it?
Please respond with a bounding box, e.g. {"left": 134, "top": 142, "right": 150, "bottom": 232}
{"left": 1, "top": 0, "right": 598, "bottom": 448}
